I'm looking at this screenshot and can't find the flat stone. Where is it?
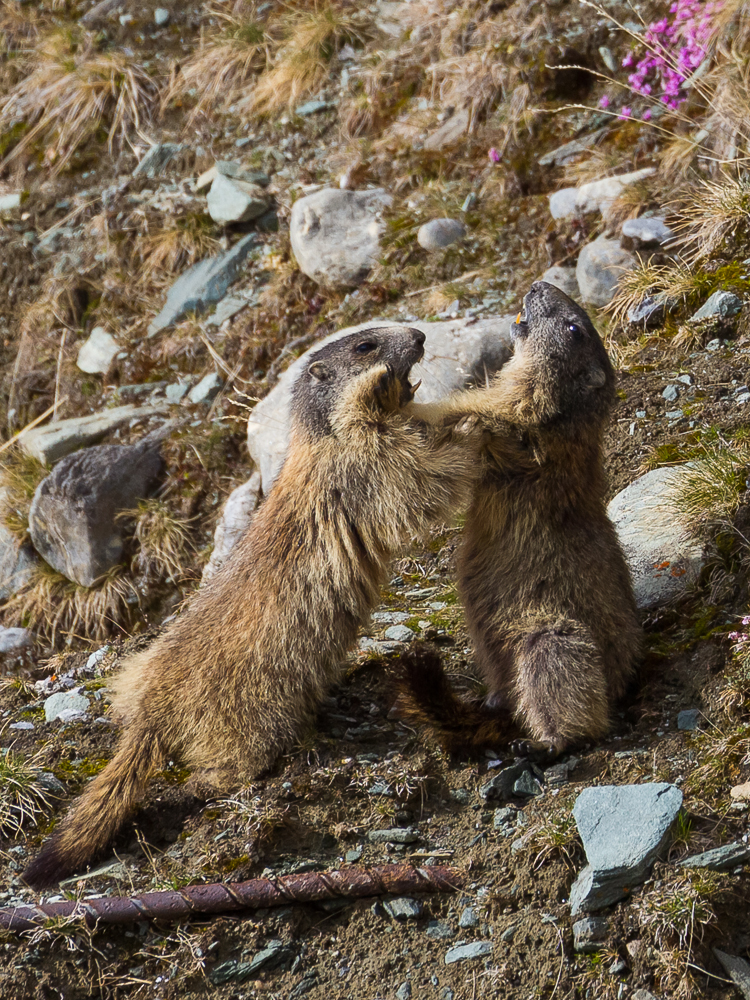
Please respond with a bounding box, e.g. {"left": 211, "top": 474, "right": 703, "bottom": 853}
{"left": 677, "top": 708, "right": 700, "bottom": 730}
{"left": 621, "top": 215, "right": 675, "bottom": 250}
{"left": 77, "top": 327, "right": 119, "bottom": 374}
{"left": 538, "top": 128, "right": 607, "bottom": 167}
{"left": 384, "top": 624, "right": 415, "bottom": 643}
{"left": 480, "top": 762, "right": 532, "bottom": 801}
{"left": 295, "top": 99, "right": 333, "bottom": 116}
{"left": 367, "top": 827, "right": 420, "bottom": 844}
{"left": 631, "top": 991, "right": 660, "bottom": 1000}
{"left": 572, "top": 916, "right": 608, "bottom": 953}
{"left": 662, "top": 385, "right": 679, "bottom": 402}
{"left": 576, "top": 236, "right": 637, "bottom": 308}
{"left": 148, "top": 234, "right": 256, "bottom": 336}
{"left": 548, "top": 187, "right": 579, "bottom": 222}
{"left": 201, "top": 472, "right": 262, "bottom": 583}
{"left": 607, "top": 466, "right": 705, "bottom": 609}
{"left": 459, "top": 907, "right": 479, "bottom": 928}
{"left": 731, "top": 782, "right": 750, "bottom": 801}
{"left": 569, "top": 783, "right": 682, "bottom": 914}
{"left": 689, "top": 290, "right": 744, "bottom": 324}
{"left": 0, "top": 626, "right": 32, "bottom": 654}
{"left": 444, "top": 941, "right": 492, "bottom": 965}
{"left": 290, "top": 188, "right": 392, "bottom": 288}
{"left": 417, "top": 218, "right": 466, "bottom": 251}
{"left": 188, "top": 373, "right": 223, "bottom": 405}
{"left": 576, "top": 168, "right": 657, "bottom": 222}
{"left": 243, "top": 942, "right": 288, "bottom": 975}
{"left": 0, "top": 502, "right": 39, "bottom": 600}
{"left": 627, "top": 293, "right": 668, "bottom": 326}
{"left": 206, "top": 174, "right": 269, "bottom": 225}
{"left": 247, "top": 315, "right": 515, "bottom": 493}
{"left": 425, "top": 920, "right": 455, "bottom": 940}
{"left": 383, "top": 897, "right": 422, "bottom": 921}
{"left": 195, "top": 161, "right": 270, "bottom": 194}
{"left": 493, "top": 806, "right": 517, "bottom": 828}
{"left": 44, "top": 690, "right": 89, "bottom": 722}
{"left": 133, "top": 143, "right": 188, "bottom": 178}
{"left": 422, "top": 108, "right": 470, "bottom": 151}
{"left": 680, "top": 842, "right": 750, "bottom": 871}
{"left": 714, "top": 950, "right": 750, "bottom": 1000}
{"left": 206, "top": 294, "right": 248, "bottom": 327}
{"left": 345, "top": 849, "right": 362, "bottom": 862}
{"left": 540, "top": 265, "right": 579, "bottom": 299}
{"left": 20, "top": 403, "right": 168, "bottom": 465}
{"left": 29, "top": 433, "right": 166, "bottom": 587}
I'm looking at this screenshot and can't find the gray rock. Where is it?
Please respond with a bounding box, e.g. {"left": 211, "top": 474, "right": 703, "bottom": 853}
{"left": 631, "top": 992, "right": 660, "bottom": 1000}
{"left": 345, "top": 849, "right": 362, "bottom": 862}
{"left": 493, "top": 806, "right": 517, "bottom": 828}
{"left": 206, "top": 174, "right": 269, "bottom": 225}
{"left": 0, "top": 193, "right": 21, "bottom": 214}
{"left": 662, "top": 385, "right": 679, "bottom": 402}
{"left": 395, "top": 983, "right": 412, "bottom": 1000}
{"left": 195, "top": 160, "right": 270, "bottom": 194}
{"left": 548, "top": 187, "right": 579, "bottom": 222}
{"left": 680, "top": 842, "right": 750, "bottom": 871}
{"left": 77, "top": 327, "right": 120, "bottom": 374}
{"left": 201, "top": 472, "right": 262, "bottom": 582}
{"left": 569, "top": 783, "right": 683, "bottom": 914}
{"left": 246, "top": 315, "right": 515, "bottom": 492}
{"left": 290, "top": 188, "right": 392, "bottom": 288}
{"left": 133, "top": 143, "right": 188, "bottom": 179}
{"left": 244, "top": 942, "right": 289, "bottom": 975}
{"left": 295, "top": 99, "right": 333, "bottom": 116}
{"left": 572, "top": 916, "right": 608, "bottom": 953}
{"left": 480, "top": 762, "right": 532, "bottom": 801}
{"left": 540, "top": 265, "right": 579, "bottom": 299}
{"left": 36, "top": 771, "right": 66, "bottom": 797}
{"left": 154, "top": 7, "right": 169, "bottom": 25}
{"left": 417, "top": 219, "right": 466, "bottom": 251}
{"left": 206, "top": 294, "right": 248, "bottom": 327}
{"left": 147, "top": 234, "right": 257, "bottom": 337}
{"left": 425, "top": 920, "right": 455, "bottom": 940}
{"left": 188, "top": 373, "right": 223, "bottom": 405}
{"left": 44, "top": 689, "right": 89, "bottom": 722}
{"left": 607, "top": 466, "right": 705, "bottom": 609}
{"left": 459, "top": 907, "right": 479, "bottom": 929}
{"left": 165, "top": 381, "right": 191, "bottom": 403}
{"left": 367, "top": 827, "right": 420, "bottom": 844}
{"left": 538, "top": 129, "right": 607, "bottom": 167}
{"left": 422, "top": 108, "right": 470, "bottom": 151}
{"left": 449, "top": 788, "right": 470, "bottom": 806}
{"left": 689, "top": 290, "right": 744, "bottom": 324}
{"left": 20, "top": 403, "right": 169, "bottom": 465}
{"left": 513, "top": 771, "right": 543, "bottom": 797}
{"left": 627, "top": 294, "right": 667, "bottom": 326}
{"left": 28, "top": 433, "right": 166, "bottom": 587}
{"left": 0, "top": 626, "right": 32, "bottom": 654}
{"left": 677, "top": 708, "right": 700, "bottom": 731}
{"left": 621, "top": 215, "right": 675, "bottom": 250}
{"left": 383, "top": 897, "right": 422, "bottom": 921}
{"left": 0, "top": 509, "right": 39, "bottom": 600}
{"left": 444, "top": 941, "right": 492, "bottom": 964}
{"left": 384, "top": 624, "right": 415, "bottom": 643}
{"left": 549, "top": 168, "right": 656, "bottom": 223}
{"left": 713, "top": 950, "right": 750, "bottom": 1000}
{"left": 576, "top": 236, "right": 637, "bottom": 308}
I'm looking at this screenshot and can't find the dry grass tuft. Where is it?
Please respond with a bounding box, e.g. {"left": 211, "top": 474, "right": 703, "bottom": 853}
{"left": 0, "top": 744, "right": 54, "bottom": 837}
{"left": 250, "top": 1, "right": 372, "bottom": 115}
{"left": 127, "top": 498, "right": 196, "bottom": 583}
{"left": 674, "top": 174, "right": 750, "bottom": 263}
{"left": 0, "top": 29, "right": 158, "bottom": 171}
{"left": 133, "top": 214, "right": 221, "bottom": 287}
{"left": 685, "top": 721, "right": 750, "bottom": 798}
{"left": 663, "top": 448, "right": 747, "bottom": 538}
{"left": 0, "top": 449, "right": 47, "bottom": 540}
{"left": 6, "top": 563, "right": 139, "bottom": 646}
{"left": 607, "top": 258, "right": 706, "bottom": 327}
{"left": 163, "top": 1, "right": 273, "bottom": 119}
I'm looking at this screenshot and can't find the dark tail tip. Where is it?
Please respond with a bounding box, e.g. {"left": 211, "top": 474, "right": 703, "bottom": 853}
{"left": 23, "top": 839, "right": 69, "bottom": 890}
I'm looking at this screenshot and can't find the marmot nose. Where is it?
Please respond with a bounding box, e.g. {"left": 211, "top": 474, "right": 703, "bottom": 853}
{"left": 411, "top": 329, "right": 426, "bottom": 347}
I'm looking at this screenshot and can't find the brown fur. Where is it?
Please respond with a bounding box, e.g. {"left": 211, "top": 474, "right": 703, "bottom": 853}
{"left": 403, "top": 281, "right": 643, "bottom": 755}
{"left": 24, "top": 327, "right": 480, "bottom": 887}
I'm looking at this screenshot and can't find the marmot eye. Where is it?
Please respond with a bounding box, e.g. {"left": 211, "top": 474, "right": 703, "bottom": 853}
{"left": 568, "top": 323, "right": 582, "bottom": 337}
{"left": 355, "top": 341, "right": 378, "bottom": 354}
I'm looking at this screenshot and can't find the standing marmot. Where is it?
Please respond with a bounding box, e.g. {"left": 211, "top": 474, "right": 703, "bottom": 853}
{"left": 25, "top": 327, "right": 480, "bottom": 887}
{"left": 401, "top": 281, "right": 642, "bottom": 755}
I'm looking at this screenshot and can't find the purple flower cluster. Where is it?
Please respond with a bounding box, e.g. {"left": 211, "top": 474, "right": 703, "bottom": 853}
{"left": 729, "top": 615, "right": 750, "bottom": 646}
{"left": 623, "top": 0, "right": 721, "bottom": 109}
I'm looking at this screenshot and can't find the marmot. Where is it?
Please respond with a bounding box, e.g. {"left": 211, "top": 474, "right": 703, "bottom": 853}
{"left": 401, "top": 281, "right": 643, "bottom": 755}
{"left": 25, "top": 327, "right": 480, "bottom": 887}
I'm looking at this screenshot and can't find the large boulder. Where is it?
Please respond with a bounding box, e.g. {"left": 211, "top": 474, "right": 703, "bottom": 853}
{"left": 0, "top": 488, "right": 39, "bottom": 599}
{"left": 576, "top": 236, "right": 636, "bottom": 308}
{"left": 201, "top": 472, "right": 262, "bottom": 583}
{"left": 246, "top": 314, "right": 516, "bottom": 492}
{"left": 290, "top": 188, "right": 392, "bottom": 288}
{"left": 28, "top": 432, "right": 168, "bottom": 587}
{"left": 549, "top": 168, "right": 656, "bottom": 224}
{"left": 608, "top": 466, "right": 705, "bottom": 609}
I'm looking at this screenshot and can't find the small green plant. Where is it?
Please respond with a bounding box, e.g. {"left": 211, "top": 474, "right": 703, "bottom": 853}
{"left": 0, "top": 745, "right": 54, "bottom": 837}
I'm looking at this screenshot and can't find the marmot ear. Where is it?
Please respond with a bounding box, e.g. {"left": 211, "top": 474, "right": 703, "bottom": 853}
{"left": 586, "top": 365, "right": 607, "bottom": 389}
{"left": 308, "top": 361, "right": 330, "bottom": 382}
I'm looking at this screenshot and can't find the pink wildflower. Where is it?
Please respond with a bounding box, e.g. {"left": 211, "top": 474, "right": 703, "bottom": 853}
{"left": 599, "top": 94, "right": 611, "bottom": 109}
{"left": 619, "top": 106, "right": 632, "bottom": 118}
{"left": 488, "top": 147, "right": 500, "bottom": 163}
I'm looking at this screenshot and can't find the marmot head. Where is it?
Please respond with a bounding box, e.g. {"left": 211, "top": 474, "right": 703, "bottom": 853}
{"left": 511, "top": 281, "right": 615, "bottom": 424}
{"left": 291, "top": 326, "right": 426, "bottom": 438}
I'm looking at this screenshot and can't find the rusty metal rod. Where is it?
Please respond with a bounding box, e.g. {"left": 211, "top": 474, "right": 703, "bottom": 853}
{"left": 0, "top": 864, "right": 464, "bottom": 932}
